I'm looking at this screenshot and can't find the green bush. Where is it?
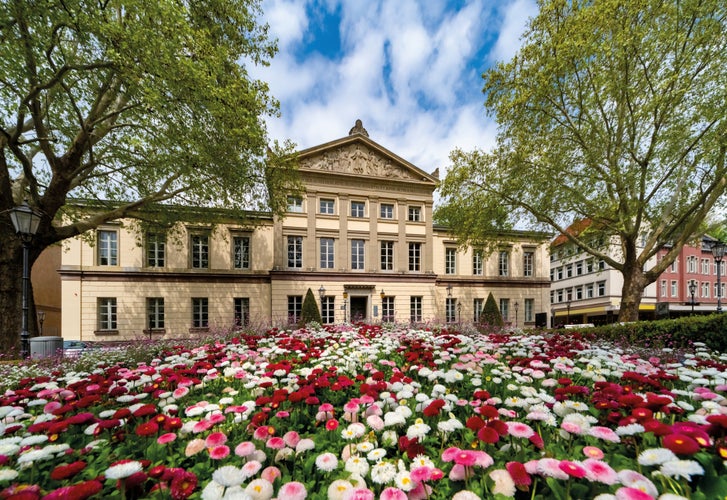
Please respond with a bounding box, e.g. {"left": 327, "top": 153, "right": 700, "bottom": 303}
{"left": 576, "top": 314, "right": 727, "bottom": 352}
{"left": 301, "top": 288, "right": 322, "bottom": 325}
{"left": 480, "top": 292, "right": 504, "bottom": 328}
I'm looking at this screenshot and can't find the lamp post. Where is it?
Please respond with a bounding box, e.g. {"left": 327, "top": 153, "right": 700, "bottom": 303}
{"left": 380, "top": 289, "right": 386, "bottom": 322}
{"left": 37, "top": 311, "right": 45, "bottom": 336}
{"left": 318, "top": 285, "right": 326, "bottom": 323}
{"left": 712, "top": 240, "right": 726, "bottom": 313}
{"left": 688, "top": 280, "right": 696, "bottom": 315}
{"left": 446, "top": 284, "right": 453, "bottom": 323}
{"left": 457, "top": 301, "right": 462, "bottom": 324}
{"left": 342, "top": 291, "right": 348, "bottom": 323}
{"left": 514, "top": 301, "right": 519, "bottom": 328}
{"left": 9, "top": 202, "right": 42, "bottom": 359}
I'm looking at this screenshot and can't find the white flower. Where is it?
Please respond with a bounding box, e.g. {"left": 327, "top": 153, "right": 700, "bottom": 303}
{"left": 212, "top": 465, "right": 244, "bottom": 487}
{"left": 659, "top": 460, "right": 704, "bottom": 481}
{"left": 370, "top": 460, "right": 397, "bottom": 484}
{"left": 394, "top": 470, "right": 416, "bottom": 492}
{"left": 367, "top": 448, "right": 387, "bottom": 462}
{"left": 489, "top": 469, "right": 516, "bottom": 497}
{"left": 615, "top": 423, "right": 645, "bottom": 436}
{"left": 637, "top": 448, "right": 677, "bottom": 466}
{"left": 438, "top": 417, "right": 464, "bottom": 433}
{"left": 315, "top": 452, "right": 338, "bottom": 472}
{"left": 244, "top": 479, "right": 274, "bottom": 500}
{"left": 17, "top": 448, "right": 53, "bottom": 465}
{"left": 345, "top": 456, "right": 370, "bottom": 476}
{"left": 327, "top": 480, "right": 354, "bottom": 500}
{"left": 104, "top": 460, "right": 144, "bottom": 479}
{"left": 406, "top": 419, "right": 431, "bottom": 440}
{"left": 0, "top": 469, "right": 19, "bottom": 482}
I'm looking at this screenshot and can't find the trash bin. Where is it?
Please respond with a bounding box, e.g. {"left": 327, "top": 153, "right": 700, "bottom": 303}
{"left": 30, "top": 336, "right": 63, "bottom": 359}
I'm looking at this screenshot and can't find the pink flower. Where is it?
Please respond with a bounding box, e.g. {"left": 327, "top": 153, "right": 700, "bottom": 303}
{"left": 449, "top": 464, "right": 473, "bottom": 481}
{"left": 261, "top": 466, "right": 281, "bottom": 483}
{"left": 366, "top": 415, "right": 385, "bottom": 431}
{"left": 266, "top": 437, "right": 286, "bottom": 449}
{"left": 379, "top": 487, "right": 408, "bottom": 500}
{"left": 536, "top": 458, "right": 569, "bottom": 480}
{"left": 410, "top": 466, "right": 432, "bottom": 483}
{"left": 157, "top": 433, "right": 177, "bottom": 445}
{"left": 506, "top": 421, "right": 534, "bottom": 438}
{"left": 342, "top": 487, "right": 374, "bottom": 500}
{"left": 615, "top": 487, "right": 656, "bottom": 500}
{"left": 582, "top": 446, "right": 604, "bottom": 459}
{"left": 275, "top": 411, "right": 290, "bottom": 418}
{"left": 241, "top": 460, "right": 262, "bottom": 479}
{"left": 253, "top": 426, "right": 272, "bottom": 441}
{"left": 192, "top": 420, "right": 213, "bottom": 433}
{"left": 588, "top": 426, "right": 621, "bottom": 443}
{"left": 173, "top": 387, "right": 189, "bottom": 399}
{"left": 472, "top": 451, "right": 494, "bottom": 468}
{"left": 283, "top": 431, "right": 300, "bottom": 448}
{"left": 208, "top": 413, "right": 226, "bottom": 424}
{"left": 442, "top": 447, "right": 462, "bottom": 462}
{"left": 561, "top": 421, "right": 584, "bottom": 435}
{"left": 205, "top": 432, "right": 228, "bottom": 448}
{"left": 453, "top": 450, "right": 478, "bottom": 466}
{"left": 278, "top": 481, "right": 307, "bottom": 500}
{"left": 185, "top": 438, "right": 206, "bottom": 457}
{"left": 559, "top": 460, "right": 587, "bottom": 478}
{"left": 343, "top": 401, "right": 360, "bottom": 414}
{"left": 208, "top": 445, "right": 230, "bottom": 460}
{"left": 582, "top": 459, "right": 618, "bottom": 485}
{"left": 235, "top": 441, "right": 256, "bottom": 457}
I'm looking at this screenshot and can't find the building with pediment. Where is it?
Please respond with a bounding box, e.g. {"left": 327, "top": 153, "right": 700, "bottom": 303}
{"left": 58, "top": 121, "right": 551, "bottom": 340}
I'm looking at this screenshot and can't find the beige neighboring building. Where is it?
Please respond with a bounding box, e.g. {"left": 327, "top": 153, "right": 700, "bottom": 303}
{"left": 59, "top": 121, "right": 551, "bottom": 341}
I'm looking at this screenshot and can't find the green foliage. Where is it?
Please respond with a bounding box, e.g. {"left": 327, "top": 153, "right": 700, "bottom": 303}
{"left": 301, "top": 288, "right": 322, "bottom": 326}
{"left": 480, "top": 292, "right": 504, "bottom": 328}
{"left": 436, "top": 0, "right": 727, "bottom": 321}
{"left": 579, "top": 314, "right": 727, "bottom": 352}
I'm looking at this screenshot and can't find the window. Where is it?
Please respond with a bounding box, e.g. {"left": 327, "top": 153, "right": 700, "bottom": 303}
{"left": 556, "top": 267, "right": 563, "bottom": 280}
{"left": 410, "top": 296, "right": 422, "bottom": 322}
{"left": 320, "top": 238, "right": 335, "bottom": 269}
{"left": 586, "top": 284, "right": 594, "bottom": 298}
{"left": 287, "top": 296, "right": 302, "bottom": 324}
{"left": 586, "top": 260, "right": 594, "bottom": 273}
{"left": 715, "top": 282, "right": 725, "bottom": 300}
{"left": 702, "top": 259, "right": 710, "bottom": 275}
{"left": 566, "top": 288, "right": 573, "bottom": 301}
{"left": 445, "top": 298, "right": 456, "bottom": 322}
{"left": 473, "top": 298, "right": 484, "bottom": 322}
{"left": 408, "top": 206, "right": 422, "bottom": 222}
{"left": 408, "top": 243, "right": 421, "bottom": 271}
{"left": 351, "top": 201, "right": 365, "bottom": 218}
{"left": 702, "top": 282, "right": 710, "bottom": 298}
{"left": 670, "top": 260, "right": 677, "bottom": 272}
{"left": 380, "top": 203, "right": 394, "bottom": 219}
{"left": 146, "top": 233, "right": 165, "bottom": 268}
{"left": 671, "top": 280, "right": 678, "bottom": 297}
{"left": 321, "top": 296, "right": 335, "bottom": 324}
{"left": 191, "top": 234, "right": 209, "bottom": 269}
{"left": 550, "top": 269, "right": 555, "bottom": 281}
{"left": 380, "top": 241, "right": 394, "bottom": 271}
{"left": 98, "top": 230, "right": 118, "bottom": 266}
{"left": 524, "top": 298, "right": 534, "bottom": 323}
{"left": 597, "top": 281, "right": 606, "bottom": 297}
{"left": 575, "top": 286, "right": 583, "bottom": 300}
{"left": 716, "top": 261, "right": 726, "bottom": 275}
{"left": 319, "top": 199, "right": 335, "bottom": 215}
{"left": 382, "top": 296, "right": 395, "bottom": 322}
{"left": 98, "top": 298, "right": 117, "bottom": 331}
{"left": 598, "top": 260, "right": 606, "bottom": 271}
{"left": 660, "top": 280, "right": 667, "bottom": 297}
{"left": 233, "top": 236, "right": 250, "bottom": 269}
{"left": 287, "top": 196, "right": 303, "bottom": 213}
{"left": 192, "top": 298, "right": 208, "bottom": 328}
{"left": 687, "top": 256, "right": 697, "bottom": 273}
{"left": 234, "top": 297, "right": 250, "bottom": 327}
{"left": 445, "top": 248, "right": 457, "bottom": 275}
{"left": 523, "top": 251, "right": 534, "bottom": 277}
{"left": 575, "top": 261, "right": 583, "bottom": 276}
{"left": 566, "top": 264, "right": 573, "bottom": 278}
{"left": 287, "top": 236, "right": 303, "bottom": 268}
{"left": 146, "top": 298, "right": 164, "bottom": 330}
{"left": 473, "top": 251, "right": 483, "bottom": 275}
{"left": 500, "top": 298, "right": 510, "bottom": 322}
{"left": 351, "top": 239, "right": 365, "bottom": 270}
{"left": 498, "top": 251, "right": 509, "bottom": 276}
{"left": 557, "top": 289, "right": 564, "bottom": 302}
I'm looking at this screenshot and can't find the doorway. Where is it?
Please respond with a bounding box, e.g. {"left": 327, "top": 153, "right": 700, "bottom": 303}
{"left": 350, "top": 296, "right": 368, "bottom": 322}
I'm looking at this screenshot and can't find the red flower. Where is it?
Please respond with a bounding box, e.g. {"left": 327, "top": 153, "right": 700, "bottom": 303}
{"left": 170, "top": 470, "right": 197, "bottom": 500}
{"left": 50, "top": 461, "right": 86, "bottom": 481}
{"left": 477, "top": 426, "right": 500, "bottom": 444}
{"left": 423, "top": 399, "right": 446, "bottom": 417}
{"left": 506, "top": 461, "right": 532, "bottom": 487}
{"left": 135, "top": 421, "right": 159, "bottom": 437}
{"left": 325, "top": 419, "right": 339, "bottom": 431}
{"left": 465, "top": 416, "right": 485, "bottom": 432}
{"left": 559, "top": 460, "right": 587, "bottom": 478}
{"left": 663, "top": 433, "right": 700, "bottom": 455}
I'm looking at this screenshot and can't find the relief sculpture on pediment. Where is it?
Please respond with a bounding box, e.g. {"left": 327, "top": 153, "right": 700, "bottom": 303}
{"left": 303, "top": 144, "right": 414, "bottom": 180}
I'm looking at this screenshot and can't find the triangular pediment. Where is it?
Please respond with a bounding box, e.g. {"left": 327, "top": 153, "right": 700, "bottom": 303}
{"left": 297, "top": 131, "right": 437, "bottom": 186}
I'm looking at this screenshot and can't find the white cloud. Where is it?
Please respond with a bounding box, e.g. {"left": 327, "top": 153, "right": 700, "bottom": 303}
{"left": 489, "top": 0, "right": 538, "bottom": 62}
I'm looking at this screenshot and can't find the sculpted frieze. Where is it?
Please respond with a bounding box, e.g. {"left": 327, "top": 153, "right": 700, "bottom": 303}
{"left": 301, "top": 144, "right": 414, "bottom": 180}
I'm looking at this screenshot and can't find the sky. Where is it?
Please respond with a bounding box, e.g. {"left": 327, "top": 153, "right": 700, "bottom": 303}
{"left": 251, "top": 0, "right": 539, "bottom": 178}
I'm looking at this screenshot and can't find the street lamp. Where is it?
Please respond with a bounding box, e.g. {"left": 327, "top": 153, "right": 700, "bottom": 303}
{"left": 37, "top": 311, "right": 45, "bottom": 336}
{"left": 446, "top": 284, "right": 452, "bottom": 297}
{"left": 342, "top": 291, "right": 348, "bottom": 323}
{"left": 9, "top": 201, "right": 42, "bottom": 358}
{"left": 712, "top": 240, "right": 726, "bottom": 313}
{"left": 318, "top": 285, "right": 326, "bottom": 300}
{"left": 457, "top": 301, "right": 462, "bottom": 323}
{"left": 514, "top": 301, "right": 519, "bottom": 328}
{"left": 688, "top": 280, "right": 697, "bottom": 315}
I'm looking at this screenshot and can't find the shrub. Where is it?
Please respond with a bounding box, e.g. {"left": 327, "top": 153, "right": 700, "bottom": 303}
{"left": 301, "top": 288, "right": 322, "bottom": 325}
{"left": 480, "top": 292, "right": 504, "bottom": 328}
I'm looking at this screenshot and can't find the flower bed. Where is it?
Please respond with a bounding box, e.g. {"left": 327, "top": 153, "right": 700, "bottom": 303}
{"left": 0, "top": 324, "right": 726, "bottom": 499}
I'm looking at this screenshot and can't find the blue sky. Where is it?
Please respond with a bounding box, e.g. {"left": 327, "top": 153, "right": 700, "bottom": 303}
{"left": 252, "top": 0, "right": 538, "bottom": 177}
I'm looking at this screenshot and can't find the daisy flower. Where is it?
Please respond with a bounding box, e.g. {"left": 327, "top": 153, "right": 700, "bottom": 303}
{"left": 104, "top": 460, "right": 143, "bottom": 480}
{"left": 211, "top": 465, "right": 243, "bottom": 487}
{"left": 328, "top": 480, "right": 354, "bottom": 500}
{"left": 245, "top": 479, "right": 274, "bottom": 500}
{"left": 489, "top": 469, "right": 516, "bottom": 497}
{"left": 315, "top": 452, "right": 339, "bottom": 472}
{"left": 637, "top": 448, "right": 677, "bottom": 466}
{"left": 370, "top": 461, "right": 397, "bottom": 484}
{"left": 659, "top": 460, "right": 704, "bottom": 481}
{"left": 277, "top": 481, "right": 307, "bottom": 500}
{"left": 394, "top": 470, "right": 415, "bottom": 492}
{"left": 582, "top": 459, "right": 618, "bottom": 485}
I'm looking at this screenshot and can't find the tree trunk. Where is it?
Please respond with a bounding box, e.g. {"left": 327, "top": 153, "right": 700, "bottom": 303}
{"left": 0, "top": 228, "right": 39, "bottom": 357}
{"left": 619, "top": 262, "right": 649, "bottom": 323}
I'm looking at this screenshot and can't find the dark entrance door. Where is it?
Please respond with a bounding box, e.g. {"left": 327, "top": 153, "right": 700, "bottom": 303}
{"left": 350, "top": 296, "right": 368, "bottom": 322}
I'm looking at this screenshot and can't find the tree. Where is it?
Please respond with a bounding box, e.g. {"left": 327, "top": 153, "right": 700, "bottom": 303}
{"left": 437, "top": 0, "right": 727, "bottom": 321}
{"left": 0, "top": 0, "right": 296, "bottom": 352}
{"left": 300, "top": 288, "right": 322, "bottom": 326}
{"left": 480, "top": 293, "right": 504, "bottom": 329}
